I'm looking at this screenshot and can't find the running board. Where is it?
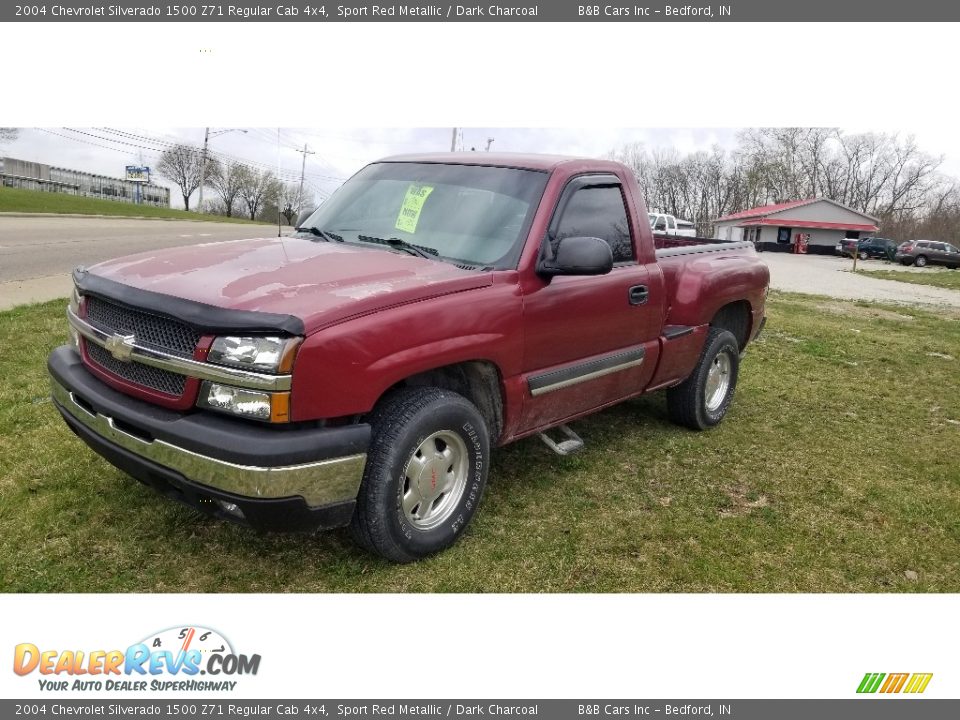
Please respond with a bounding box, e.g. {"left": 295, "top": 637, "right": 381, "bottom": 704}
{"left": 538, "top": 425, "right": 584, "bottom": 456}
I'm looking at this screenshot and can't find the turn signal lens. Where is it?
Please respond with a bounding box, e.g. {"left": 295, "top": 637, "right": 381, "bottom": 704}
{"left": 270, "top": 392, "right": 291, "bottom": 423}
{"left": 69, "top": 287, "right": 81, "bottom": 315}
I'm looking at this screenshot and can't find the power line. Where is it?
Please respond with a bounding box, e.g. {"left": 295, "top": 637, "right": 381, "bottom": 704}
{"left": 35, "top": 127, "right": 336, "bottom": 211}
{"left": 97, "top": 128, "right": 180, "bottom": 149}
{"left": 96, "top": 126, "right": 347, "bottom": 183}
{"left": 65, "top": 127, "right": 169, "bottom": 153}
{"left": 36, "top": 127, "right": 347, "bottom": 206}
{"left": 35, "top": 128, "right": 157, "bottom": 159}
{"left": 286, "top": 127, "right": 428, "bottom": 148}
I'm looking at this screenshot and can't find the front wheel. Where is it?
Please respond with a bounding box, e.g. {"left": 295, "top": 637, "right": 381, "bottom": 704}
{"left": 858, "top": 251, "right": 869, "bottom": 260}
{"left": 667, "top": 328, "right": 740, "bottom": 430}
{"left": 350, "top": 387, "right": 490, "bottom": 563}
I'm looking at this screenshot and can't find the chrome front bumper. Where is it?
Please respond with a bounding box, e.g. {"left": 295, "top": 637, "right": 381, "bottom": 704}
{"left": 51, "top": 375, "right": 366, "bottom": 509}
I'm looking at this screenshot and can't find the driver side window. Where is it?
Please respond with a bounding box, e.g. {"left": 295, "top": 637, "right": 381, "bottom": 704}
{"left": 554, "top": 185, "right": 635, "bottom": 264}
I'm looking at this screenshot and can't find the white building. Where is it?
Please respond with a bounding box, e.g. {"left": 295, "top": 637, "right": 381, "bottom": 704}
{"left": 713, "top": 198, "right": 879, "bottom": 254}
{"left": 0, "top": 157, "right": 170, "bottom": 207}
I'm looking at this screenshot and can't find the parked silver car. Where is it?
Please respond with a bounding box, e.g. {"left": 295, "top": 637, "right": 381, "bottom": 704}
{"left": 895, "top": 240, "right": 960, "bottom": 268}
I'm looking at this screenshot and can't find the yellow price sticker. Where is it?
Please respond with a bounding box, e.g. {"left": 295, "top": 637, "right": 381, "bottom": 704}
{"left": 395, "top": 184, "right": 434, "bottom": 234}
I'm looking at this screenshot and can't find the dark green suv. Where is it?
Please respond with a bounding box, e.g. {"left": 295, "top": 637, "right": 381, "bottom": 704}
{"left": 839, "top": 237, "right": 898, "bottom": 260}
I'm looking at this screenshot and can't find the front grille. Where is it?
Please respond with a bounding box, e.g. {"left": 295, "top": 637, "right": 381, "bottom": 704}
{"left": 84, "top": 296, "right": 200, "bottom": 397}
{"left": 87, "top": 342, "right": 188, "bottom": 396}
{"left": 86, "top": 296, "right": 201, "bottom": 358}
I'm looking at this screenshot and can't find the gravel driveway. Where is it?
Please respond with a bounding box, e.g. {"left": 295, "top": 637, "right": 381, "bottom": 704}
{"left": 762, "top": 253, "right": 960, "bottom": 308}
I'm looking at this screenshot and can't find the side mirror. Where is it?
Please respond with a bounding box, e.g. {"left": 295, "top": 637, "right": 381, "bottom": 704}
{"left": 295, "top": 207, "right": 316, "bottom": 228}
{"left": 538, "top": 236, "right": 613, "bottom": 277}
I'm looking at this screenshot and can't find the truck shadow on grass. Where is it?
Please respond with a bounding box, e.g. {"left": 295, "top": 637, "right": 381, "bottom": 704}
{"left": 100, "top": 393, "right": 684, "bottom": 587}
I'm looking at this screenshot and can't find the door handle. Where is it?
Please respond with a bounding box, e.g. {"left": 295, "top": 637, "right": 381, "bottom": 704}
{"left": 628, "top": 285, "right": 649, "bottom": 305}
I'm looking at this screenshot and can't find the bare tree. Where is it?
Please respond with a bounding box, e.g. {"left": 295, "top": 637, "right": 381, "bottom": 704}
{"left": 609, "top": 128, "right": 951, "bottom": 241}
{"left": 0, "top": 128, "right": 18, "bottom": 144}
{"left": 278, "top": 183, "right": 299, "bottom": 225}
{"left": 276, "top": 182, "right": 316, "bottom": 225}
{"left": 239, "top": 168, "right": 279, "bottom": 221}
{"left": 207, "top": 160, "right": 248, "bottom": 218}
{"left": 157, "top": 144, "right": 204, "bottom": 211}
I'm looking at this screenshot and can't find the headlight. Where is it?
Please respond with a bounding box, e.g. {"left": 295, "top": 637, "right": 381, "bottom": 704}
{"left": 197, "top": 381, "right": 290, "bottom": 423}
{"left": 208, "top": 336, "right": 300, "bottom": 374}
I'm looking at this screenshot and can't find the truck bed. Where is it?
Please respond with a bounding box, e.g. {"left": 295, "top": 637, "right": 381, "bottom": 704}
{"left": 652, "top": 234, "right": 765, "bottom": 337}
{"left": 653, "top": 233, "right": 754, "bottom": 257}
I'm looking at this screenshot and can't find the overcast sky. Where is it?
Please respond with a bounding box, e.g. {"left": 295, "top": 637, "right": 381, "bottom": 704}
{"left": 3, "top": 127, "right": 958, "bottom": 210}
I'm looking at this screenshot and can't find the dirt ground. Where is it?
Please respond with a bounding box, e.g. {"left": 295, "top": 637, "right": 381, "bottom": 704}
{"left": 761, "top": 252, "right": 960, "bottom": 307}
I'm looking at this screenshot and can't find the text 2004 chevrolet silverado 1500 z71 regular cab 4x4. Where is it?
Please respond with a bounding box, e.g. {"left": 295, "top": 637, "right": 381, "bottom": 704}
{"left": 48, "top": 153, "right": 769, "bottom": 562}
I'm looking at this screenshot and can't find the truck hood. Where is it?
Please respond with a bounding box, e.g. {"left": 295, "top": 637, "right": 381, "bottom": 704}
{"left": 86, "top": 236, "right": 492, "bottom": 334}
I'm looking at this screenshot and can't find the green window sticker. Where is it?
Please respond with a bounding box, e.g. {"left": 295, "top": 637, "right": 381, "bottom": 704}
{"left": 395, "top": 184, "right": 434, "bottom": 234}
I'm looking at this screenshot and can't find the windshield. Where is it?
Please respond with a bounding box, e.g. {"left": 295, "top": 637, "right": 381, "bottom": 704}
{"left": 647, "top": 213, "right": 657, "bottom": 227}
{"left": 297, "top": 162, "right": 549, "bottom": 269}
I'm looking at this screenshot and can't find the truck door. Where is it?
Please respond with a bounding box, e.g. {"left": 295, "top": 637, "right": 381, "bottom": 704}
{"left": 518, "top": 175, "right": 663, "bottom": 433}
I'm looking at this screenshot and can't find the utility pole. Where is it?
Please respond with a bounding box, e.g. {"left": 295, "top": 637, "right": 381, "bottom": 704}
{"left": 277, "top": 129, "right": 282, "bottom": 237}
{"left": 197, "top": 127, "right": 210, "bottom": 213}
{"left": 485, "top": 137, "right": 495, "bottom": 152}
{"left": 295, "top": 143, "right": 315, "bottom": 214}
{"left": 450, "top": 127, "right": 458, "bottom": 152}
{"left": 137, "top": 150, "right": 145, "bottom": 205}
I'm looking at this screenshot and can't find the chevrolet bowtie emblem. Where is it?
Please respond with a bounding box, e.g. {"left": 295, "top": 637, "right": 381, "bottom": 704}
{"left": 104, "top": 333, "right": 136, "bottom": 362}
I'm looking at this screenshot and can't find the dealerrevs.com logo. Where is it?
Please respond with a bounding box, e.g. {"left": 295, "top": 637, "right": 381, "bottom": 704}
{"left": 857, "top": 672, "right": 933, "bottom": 694}
{"left": 13, "top": 626, "right": 261, "bottom": 693}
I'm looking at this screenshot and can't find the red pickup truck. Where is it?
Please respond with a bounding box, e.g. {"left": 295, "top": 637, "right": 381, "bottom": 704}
{"left": 48, "top": 153, "right": 769, "bottom": 562}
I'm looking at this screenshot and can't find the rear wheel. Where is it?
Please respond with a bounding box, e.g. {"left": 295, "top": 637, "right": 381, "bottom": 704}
{"left": 915, "top": 255, "right": 928, "bottom": 267}
{"left": 350, "top": 387, "right": 490, "bottom": 563}
{"left": 858, "top": 251, "right": 869, "bottom": 261}
{"left": 667, "top": 328, "right": 740, "bottom": 431}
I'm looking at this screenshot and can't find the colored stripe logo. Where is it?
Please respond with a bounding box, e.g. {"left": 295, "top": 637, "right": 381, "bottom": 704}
{"left": 857, "top": 672, "right": 933, "bottom": 694}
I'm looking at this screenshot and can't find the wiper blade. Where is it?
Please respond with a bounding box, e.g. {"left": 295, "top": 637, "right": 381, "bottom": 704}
{"left": 357, "top": 234, "right": 439, "bottom": 260}
{"left": 297, "top": 227, "right": 343, "bottom": 243}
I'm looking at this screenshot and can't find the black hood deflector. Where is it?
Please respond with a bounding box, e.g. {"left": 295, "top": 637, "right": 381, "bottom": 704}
{"left": 73, "top": 268, "right": 306, "bottom": 336}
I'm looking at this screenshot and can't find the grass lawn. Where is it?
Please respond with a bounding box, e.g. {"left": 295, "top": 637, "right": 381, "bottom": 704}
{"left": 0, "top": 186, "right": 267, "bottom": 224}
{"left": 1, "top": 293, "right": 958, "bottom": 592}
{"left": 864, "top": 268, "right": 960, "bottom": 291}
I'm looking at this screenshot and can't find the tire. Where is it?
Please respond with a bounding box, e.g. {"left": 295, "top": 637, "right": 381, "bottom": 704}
{"left": 915, "top": 255, "right": 928, "bottom": 267}
{"left": 667, "top": 328, "right": 740, "bottom": 431}
{"left": 858, "top": 251, "right": 868, "bottom": 261}
{"left": 350, "top": 387, "right": 490, "bottom": 563}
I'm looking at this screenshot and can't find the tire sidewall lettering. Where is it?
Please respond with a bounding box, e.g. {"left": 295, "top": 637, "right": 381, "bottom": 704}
{"left": 384, "top": 400, "right": 489, "bottom": 554}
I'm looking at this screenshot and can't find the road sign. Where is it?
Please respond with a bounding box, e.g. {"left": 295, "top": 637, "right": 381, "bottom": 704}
{"left": 125, "top": 166, "right": 150, "bottom": 183}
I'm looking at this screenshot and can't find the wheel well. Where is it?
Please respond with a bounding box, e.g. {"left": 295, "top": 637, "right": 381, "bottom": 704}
{"left": 710, "top": 301, "right": 752, "bottom": 351}
{"left": 387, "top": 361, "right": 505, "bottom": 442}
